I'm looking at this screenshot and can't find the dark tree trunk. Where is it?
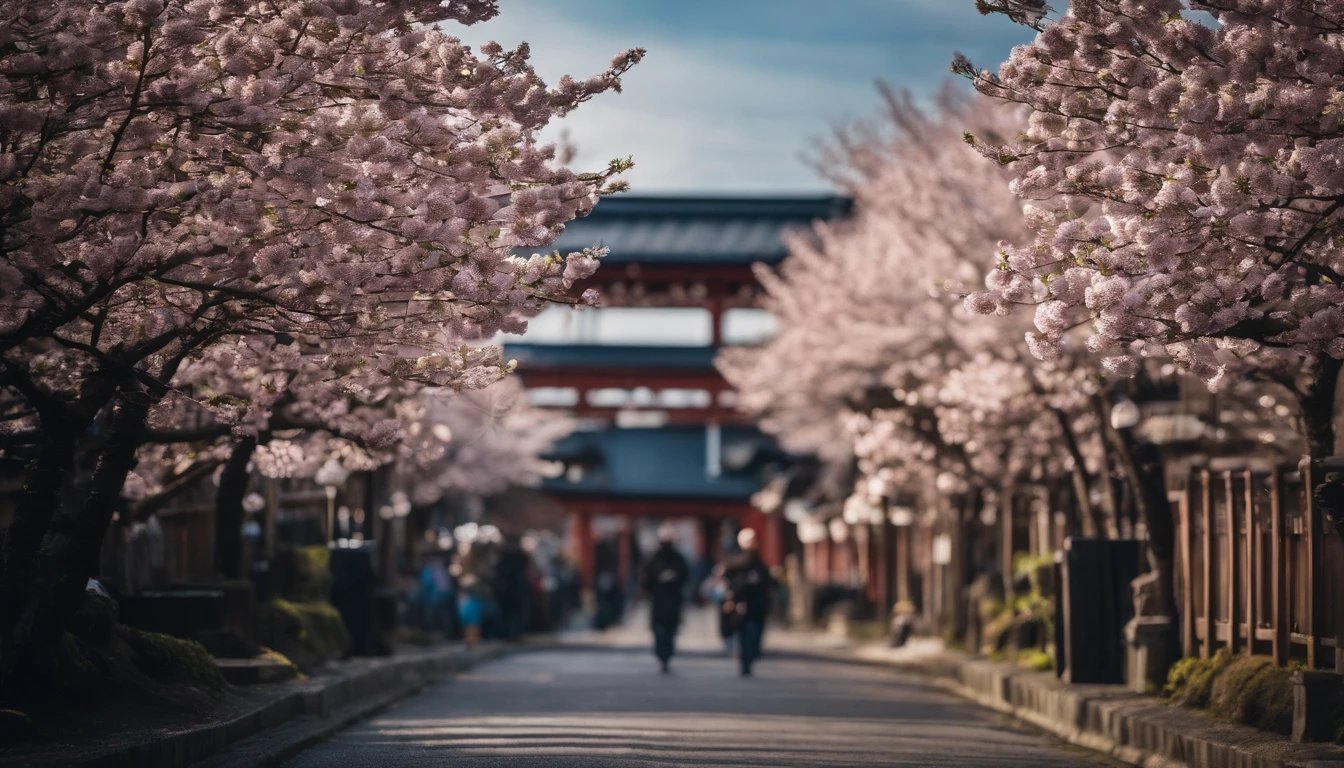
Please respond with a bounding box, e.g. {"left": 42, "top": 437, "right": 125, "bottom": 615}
{"left": 42, "top": 394, "right": 152, "bottom": 622}
{"left": 1051, "top": 407, "right": 1104, "bottom": 538}
{"left": 214, "top": 436, "right": 258, "bottom": 580}
{"left": 1105, "top": 420, "right": 1176, "bottom": 618}
{"left": 1299, "top": 354, "right": 1343, "bottom": 462}
{"left": 0, "top": 415, "right": 79, "bottom": 671}
{"left": 0, "top": 393, "right": 152, "bottom": 692}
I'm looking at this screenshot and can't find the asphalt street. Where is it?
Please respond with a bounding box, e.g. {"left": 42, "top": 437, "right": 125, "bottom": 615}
{"left": 283, "top": 641, "right": 1123, "bottom": 767}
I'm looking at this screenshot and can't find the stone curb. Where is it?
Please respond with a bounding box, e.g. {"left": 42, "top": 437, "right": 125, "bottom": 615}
{"left": 787, "top": 643, "right": 1344, "bottom": 768}
{"left": 56, "top": 643, "right": 514, "bottom": 768}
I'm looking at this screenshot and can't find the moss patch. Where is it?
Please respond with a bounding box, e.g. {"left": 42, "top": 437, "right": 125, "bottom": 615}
{"left": 1164, "top": 650, "right": 1233, "bottom": 709}
{"left": 1018, "top": 648, "right": 1054, "bottom": 671}
{"left": 1209, "top": 655, "right": 1293, "bottom": 734}
{"left": 1164, "top": 651, "right": 1292, "bottom": 735}
{"left": 118, "top": 627, "right": 225, "bottom": 691}
{"left": 289, "top": 546, "right": 333, "bottom": 602}
{"left": 197, "top": 627, "right": 263, "bottom": 659}
{"left": 255, "top": 599, "right": 349, "bottom": 669}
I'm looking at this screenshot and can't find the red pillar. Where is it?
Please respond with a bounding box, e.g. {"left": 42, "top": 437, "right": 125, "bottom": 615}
{"left": 741, "top": 509, "right": 781, "bottom": 568}
{"left": 820, "top": 537, "right": 832, "bottom": 585}
{"left": 571, "top": 509, "right": 594, "bottom": 590}
{"left": 765, "top": 513, "right": 783, "bottom": 570}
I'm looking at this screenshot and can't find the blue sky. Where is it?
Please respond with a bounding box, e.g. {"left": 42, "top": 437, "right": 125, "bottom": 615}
{"left": 459, "top": 0, "right": 1037, "bottom": 193}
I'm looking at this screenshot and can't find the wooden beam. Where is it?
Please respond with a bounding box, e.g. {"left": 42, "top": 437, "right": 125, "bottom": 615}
{"left": 1179, "top": 486, "right": 1194, "bottom": 658}
{"left": 1202, "top": 468, "right": 1213, "bottom": 659}
{"left": 1303, "top": 457, "right": 1321, "bottom": 669}
{"left": 552, "top": 495, "right": 757, "bottom": 520}
{"left": 516, "top": 368, "right": 732, "bottom": 391}
{"left": 1245, "top": 470, "right": 1256, "bottom": 654}
{"left": 1226, "top": 471, "right": 1238, "bottom": 654}
{"left": 1271, "top": 466, "right": 1288, "bottom": 666}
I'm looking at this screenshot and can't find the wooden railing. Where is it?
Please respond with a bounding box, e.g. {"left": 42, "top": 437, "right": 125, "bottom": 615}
{"left": 1174, "top": 461, "right": 1342, "bottom": 668}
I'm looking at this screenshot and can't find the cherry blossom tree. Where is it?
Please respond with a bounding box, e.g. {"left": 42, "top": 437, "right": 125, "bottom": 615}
{"left": 720, "top": 88, "right": 1106, "bottom": 521}
{"left": 958, "top": 0, "right": 1344, "bottom": 460}
{"left": 0, "top": 0, "right": 641, "bottom": 682}
{"left": 388, "top": 377, "right": 573, "bottom": 508}
{"left": 720, "top": 84, "right": 1204, "bottom": 619}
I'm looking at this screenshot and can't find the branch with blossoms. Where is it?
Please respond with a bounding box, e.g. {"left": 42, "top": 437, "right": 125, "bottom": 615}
{"left": 956, "top": 0, "right": 1344, "bottom": 459}
{"left": 0, "top": 0, "right": 645, "bottom": 684}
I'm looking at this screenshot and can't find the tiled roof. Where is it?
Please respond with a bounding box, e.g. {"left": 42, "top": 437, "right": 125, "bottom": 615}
{"left": 542, "top": 426, "right": 786, "bottom": 501}
{"left": 504, "top": 344, "right": 718, "bottom": 370}
{"left": 542, "top": 195, "right": 852, "bottom": 265}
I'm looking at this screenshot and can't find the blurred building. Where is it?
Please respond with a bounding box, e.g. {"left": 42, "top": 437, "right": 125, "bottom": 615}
{"left": 504, "top": 195, "right": 851, "bottom": 587}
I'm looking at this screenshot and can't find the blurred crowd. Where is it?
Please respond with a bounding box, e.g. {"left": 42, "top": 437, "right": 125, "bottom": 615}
{"left": 405, "top": 525, "right": 581, "bottom": 645}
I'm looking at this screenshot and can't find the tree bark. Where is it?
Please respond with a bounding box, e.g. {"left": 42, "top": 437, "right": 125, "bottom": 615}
{"left": 1051, "top": 407, "right": 1104, "bottom": 538}
{"left": 1092, "top": 398, "right": 1122, "bottom": 536}
{"left": 1104, "top": 418, "right": 1176, "bottom": 618}
{"left": 0, "top": 413, "right": 79, "bottom": 669}
{"left": 1, "top": 393, "right": 152, "bottom": 691}
{"left": 1298, "top": 354, "right": 1342, "bottom": 462}
{"left": 214, "top": 436, "right": 258, "bottom": 580}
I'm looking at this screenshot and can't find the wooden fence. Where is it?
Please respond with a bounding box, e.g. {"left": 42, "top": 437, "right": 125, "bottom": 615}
{"left": 1174, "top": 461, "right": 1344, "bottom": 669}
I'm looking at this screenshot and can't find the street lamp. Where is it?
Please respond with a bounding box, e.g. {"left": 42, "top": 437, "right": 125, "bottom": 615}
{"left": 314, "top": 458, "right": 350, "bottom": 544}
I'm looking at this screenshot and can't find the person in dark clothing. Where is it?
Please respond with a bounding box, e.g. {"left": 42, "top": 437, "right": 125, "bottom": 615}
{"left": 641, "top": 523, "right": 690, "bottom": 673}
{"left": 723, "top": 528, "right": 773, "bottom": 676}
{"left": 592, "top": 538, "right": 622, "bottom": 630}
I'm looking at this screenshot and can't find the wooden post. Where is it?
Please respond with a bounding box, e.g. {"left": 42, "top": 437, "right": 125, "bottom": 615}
{"left": 1202, "top": 468, "right": 1214, "bottom": 659}
{"left": 263, "top": 477, "right": 279, "bottom": 558}
{"left": 1303, "top": 457, "right": 1321, "bottom": 669}
{"left": 1226, "top": 471, "right": 1239, "bottom": 654}
{"left": 876, "top": 516, "right": 893, "bottom": 619}
{"left": 895, "top": 524, "right": 910, "bottom": 604}
{"left": 571, "top": 510, "right": 594, "bottom": 590}
{"left": 1272, "top": 467, "right": 1288, "bottom": 666}
{"left": 1245, "top": 470, "right": 1257, "bottom": 654}
{"left": 1179, "top": 487, "right": 1195, "bottom": 658}
{"left": 1002, "top": 488, "right": 1015, "bottom": 599}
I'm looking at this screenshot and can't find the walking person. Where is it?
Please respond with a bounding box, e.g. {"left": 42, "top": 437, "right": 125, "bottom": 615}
{"left": 702, "top": 563, "right": 736, "bottom": 655}
{"left": 724, "top": 528, "right": 773, "bottom": 676}
{"left": 641, "top": 523, "right": 690, "bottom": 673}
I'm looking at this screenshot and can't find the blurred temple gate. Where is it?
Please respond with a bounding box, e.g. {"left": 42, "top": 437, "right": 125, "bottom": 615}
{"left": 505, "top": 195, "right": 851, "bottom": 590}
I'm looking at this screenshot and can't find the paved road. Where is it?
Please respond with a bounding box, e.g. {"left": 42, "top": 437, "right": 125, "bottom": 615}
{"left": 284, "top": 642, "right": 1122, "bottom": 766}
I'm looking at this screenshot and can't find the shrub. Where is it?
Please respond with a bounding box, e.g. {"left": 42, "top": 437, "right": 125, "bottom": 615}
{"left": 255, "top": 599, "right": 349, "bottom": 669}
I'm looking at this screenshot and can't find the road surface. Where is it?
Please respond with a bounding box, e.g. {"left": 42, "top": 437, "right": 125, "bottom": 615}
{"left": 284, "top": 623, "right": 1121, "bottom": 767}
